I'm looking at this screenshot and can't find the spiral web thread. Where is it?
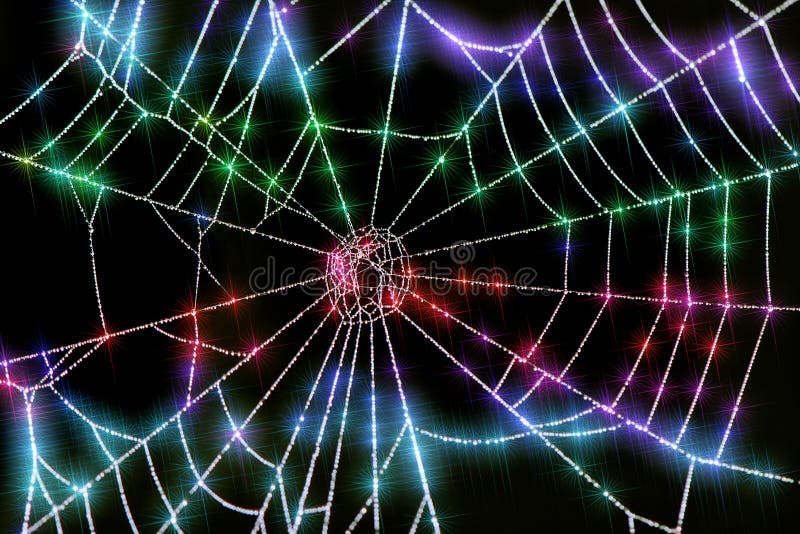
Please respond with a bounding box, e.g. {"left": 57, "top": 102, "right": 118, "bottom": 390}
{"left": 325, "top": 227, "right": 411, "bottom": 324}
{"left": 1, "top": 0, "right": 799, "bottom": 532}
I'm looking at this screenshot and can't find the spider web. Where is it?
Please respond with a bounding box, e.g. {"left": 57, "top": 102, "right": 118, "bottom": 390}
{"left": 1, "top": 0, "right": 800, "bottom": 532}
